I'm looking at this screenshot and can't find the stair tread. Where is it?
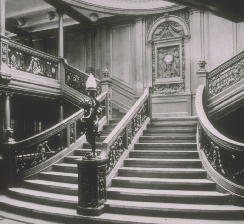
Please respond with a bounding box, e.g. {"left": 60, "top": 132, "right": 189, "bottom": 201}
{"left": 151, "top": 116, "right": 198, "bottom": 121}
{"left": 119, "top": 167, "right": 205, "bottom": 172}
{"left": 24, "top": 179, "right": 77, "bottom": 189}
{"left": 40, "top": 171, "right": 78, "bottom": 177}
{"left": 132, "top": 150, "right": 198, "bottom": 153}
{"left": 9, "top": 188, "right": 77, "bottom": 202}
{"left": 0, "top": 195, "right": 237, "bottom": 224}
{"left": 126, "top": 158, "right": 200, "bottom": 162}
{"left": 106, "top": 199, "right": 244, "bottom": 211}
{"left": 52, "top": 163, "right": 77, "bottom": 167}
{"left": 107, "top": 187, "right": 228, "bottom": 197}
{"left": 113, "top": 176, "right": 214, "bottom": 183}
{"left": 135, "top": 143, "right": 197, "bottom": 145}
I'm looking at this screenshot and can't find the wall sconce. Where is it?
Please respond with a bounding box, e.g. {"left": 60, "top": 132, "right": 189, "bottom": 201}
{"left": 47, "top": 11, "right": 56, "bottom": 21}
{"left": 17, "top": 18, "right": 27, "bottom": 26}
{"left": 90, "top": 13, "right": 99, "bottom": 22}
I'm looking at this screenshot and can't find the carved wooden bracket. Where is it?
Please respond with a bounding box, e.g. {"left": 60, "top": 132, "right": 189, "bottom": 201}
{"left": 0, "top": 72, "right": 11, "bottom": 85}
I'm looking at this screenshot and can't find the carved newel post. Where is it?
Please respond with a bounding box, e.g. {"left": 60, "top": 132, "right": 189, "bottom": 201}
{"left": 77, "top": 74, "right": 108, "bottom": 216}
{"left": 101, "top": 69, "right": 112, "bottom": 123}
{"left": 197, "top": 60, "right": 207, "bottom": 86}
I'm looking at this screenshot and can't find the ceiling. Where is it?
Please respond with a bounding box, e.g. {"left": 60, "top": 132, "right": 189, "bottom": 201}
{"left": 5, "top": 0, "right": 180, "bottom": 38}
{"left": 5, "top": 0, "right": 244, "bottom": 39}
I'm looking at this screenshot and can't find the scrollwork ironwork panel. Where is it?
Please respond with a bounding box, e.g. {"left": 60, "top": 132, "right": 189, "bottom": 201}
{"left": 201, "top": 126, "right": 244, "bottom": 186}
{"left": 8, "top": 48, "right": 58, "bottom": 79}
{"left": 208, "top": 58, "right": 244, "bottom": 98}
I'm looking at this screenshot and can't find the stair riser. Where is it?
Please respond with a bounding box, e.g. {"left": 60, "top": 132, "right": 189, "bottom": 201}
{"left": 23, "top": 181, "right": 78, "bottom": 196}
{"left": 39, "top": 173, "right": 78, "bottom": 184}
{"left": 129, "top": 153, "right": 198, "bottom": 159}
{"left": 52, "top": 165, "right": 78, "bottom": 173}
{"left": 103, "top": 125, "right": 116, "bottom": 131}
{"left": 7, "top": 190, "right": 77, "bottom": 209}
{"left": 139, "top": 139, "right": 196, "bottom": 143}
{"left": 111, "top": 180, "right": 215, "bottom": 191}
{"left": 105, "top": 206, "right": 244, "bottom": 220}
{"left": 134, "top": 144, "right": 197, "bottom": 151}
{"left": 150, "top": 121, "right": 197, "bottom": 126}
{"left": 83, "top": 143, "right": 102, "bottom": 149}
{"left": 118, "top": 170, "right": 206, "bottom": 179}
{"left": 107, "top": 192, "right": 230, "bottom": 205}
{"left": 144, "top": 129, "right": 196, "bottom": 134}
{"left": 124, "top": 161, "right": 202, "bottom": 168}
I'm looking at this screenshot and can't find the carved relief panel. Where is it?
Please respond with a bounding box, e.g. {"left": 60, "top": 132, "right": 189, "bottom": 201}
{"left": 148, "top": 14, "right": 190, "bottom": 94}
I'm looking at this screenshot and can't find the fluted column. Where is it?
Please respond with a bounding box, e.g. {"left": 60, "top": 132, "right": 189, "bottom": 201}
{"left": 58, "top": 10, "right": 64, "bottom": 58}
{"left": 0, "top": 0, "right": 5, "bottom": 36}
{"left": 4, "top": 92, "right": 14, "bottom": 142}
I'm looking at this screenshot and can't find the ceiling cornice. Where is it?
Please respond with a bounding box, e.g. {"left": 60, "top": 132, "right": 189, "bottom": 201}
{"left": 60, "top": 0, "right": 186, "bottom": 15}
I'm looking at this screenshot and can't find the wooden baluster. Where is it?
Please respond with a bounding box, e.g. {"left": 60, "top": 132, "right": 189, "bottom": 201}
{"left": 148, "top": 87, "right": 152, "bottom": 120}
{"left": 67, "top": 125, "right": 70, "bottom": 147}
{"left": 125, "top": 125, "right": 129, "bottom": 149}
{"left": 74, "top": 121, "right": 77, "bottom": 142}
{"left": 105, "top": 93, "right": 109, "bottom": 125}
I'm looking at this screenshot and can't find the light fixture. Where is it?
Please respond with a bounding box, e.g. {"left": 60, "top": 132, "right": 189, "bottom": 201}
{"left": 17, "top": 18, "right": 26, "bottom": 26}
{"left": 86, "top": 73, "right": 97, "bottom": 90}
{"left": 90, "top": 13, "right": 98, "bottom": 22}
{"left": 47, "top": 11, "right": 56, "bottom": 21}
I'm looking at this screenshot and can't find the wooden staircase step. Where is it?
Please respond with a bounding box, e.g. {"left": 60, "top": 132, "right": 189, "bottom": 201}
{"left": 134, "top": 143, "right": 197, "bottom": 150}
{"left": 139, "top": 136, "right": 196, "bottom": 143}
{"left": 118, "top": 167, "right": 206, "bottom": 178}
{"left": 112, "top": 177, "right": 216, "bottom": 191}
{"left": 8, "top": 188, "right": 77, "bottom": 208}
{"left": 107, "top": 187, "right": 230, "bottom": 204}
{"left": 23, "top": 179, "right": 77, "bottom": 195}
{"left": 52, "top": 163, "right": 77, "bottom": 173}
{"left": 130, "top": 150, "right": 198, "bottom": 159}
{"left": 39, "top": 171, "right": 78, "bottom": 184}
{"left": 124, "top": 158, "right": 202, "bottom": 168}
{"left": 105, "top": 199, "right": 244, "bottom": 219}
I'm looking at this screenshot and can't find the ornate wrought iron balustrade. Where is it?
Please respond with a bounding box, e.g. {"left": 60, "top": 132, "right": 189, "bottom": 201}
{"left": 63, "top": 60, "right": 101, "bottom": 96}
{"left": 100, "top": 88, "right": 151, "bottom": 175}
{"left": 207, "top": 50, "right": 244, "bottom": 99}
{"left": 196, "top": 84, "right": 244, "bottom": 187}
{"left": 8, "top": 40, "right": 59, "bottom": 79}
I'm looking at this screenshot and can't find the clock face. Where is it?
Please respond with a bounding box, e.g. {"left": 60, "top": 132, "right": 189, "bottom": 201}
{"left": 164, "top": 54, "right": 173, "bottom": 63}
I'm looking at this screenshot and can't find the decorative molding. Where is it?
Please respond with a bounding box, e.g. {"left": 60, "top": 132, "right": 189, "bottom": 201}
{"left": 154, "top": 82, "right": 184, "bottom": 94}
{"left": 61, "top": 0, "right": 186, "bottom": 16}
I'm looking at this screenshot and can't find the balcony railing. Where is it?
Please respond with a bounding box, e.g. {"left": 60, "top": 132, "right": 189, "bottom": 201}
{"left": 207, "top": 50, "right": 244, "bottom": 99}
{"left": 8, "top": 40, "right": 59, "bottom": 80}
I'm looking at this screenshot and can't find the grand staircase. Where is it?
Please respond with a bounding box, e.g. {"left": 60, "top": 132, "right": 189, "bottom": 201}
{"left": 0, "top": 116, "right": 244, "bottom": 223}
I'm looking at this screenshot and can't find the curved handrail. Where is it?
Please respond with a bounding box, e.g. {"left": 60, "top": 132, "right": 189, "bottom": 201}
{"left": 1, "top": 92, "right": 107, "bottom": 152}
{"left": 196, "top": 84, "right": 244, "bottom": 152}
